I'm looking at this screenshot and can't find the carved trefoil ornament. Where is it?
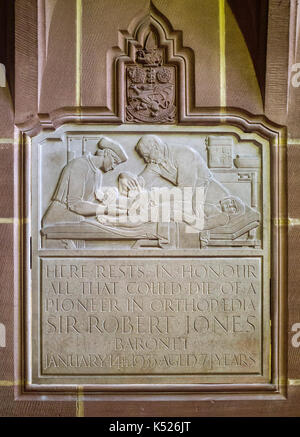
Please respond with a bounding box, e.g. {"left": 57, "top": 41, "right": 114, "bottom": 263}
{"left": 126, "top": 31, "right": 176, "bottom": 123}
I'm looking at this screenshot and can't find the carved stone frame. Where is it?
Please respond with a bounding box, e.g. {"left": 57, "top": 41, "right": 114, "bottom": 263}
{"left": 14, "top": 1, "right": 287, "bottom": 402}
{"left": 16, "top": 114, "right": 287, "bottom": 401}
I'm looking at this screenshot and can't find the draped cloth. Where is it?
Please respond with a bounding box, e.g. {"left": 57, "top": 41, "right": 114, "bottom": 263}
{"left": 42, "top": 155, "right": 103, "bottom": 226}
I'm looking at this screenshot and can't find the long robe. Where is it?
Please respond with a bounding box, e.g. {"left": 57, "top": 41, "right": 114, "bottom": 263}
{"left": 138, "top": 144, "right": 231, "bottom": 229}
{"left": 42, "top": 155, "right": 102, "bottom": 226}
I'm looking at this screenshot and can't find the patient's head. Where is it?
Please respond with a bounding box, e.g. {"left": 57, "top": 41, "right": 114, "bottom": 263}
{"left": 220, "top": 196, "right": 245, "bottom": 216}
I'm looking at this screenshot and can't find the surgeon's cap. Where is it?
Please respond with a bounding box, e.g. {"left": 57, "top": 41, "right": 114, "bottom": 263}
{"left": 97, "top": 136, "right": 128, "bottom": 163}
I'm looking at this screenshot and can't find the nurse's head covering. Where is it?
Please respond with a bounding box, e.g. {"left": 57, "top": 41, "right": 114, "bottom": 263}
{"left": 97, "top": 137, "right": 128, "bottom": 163}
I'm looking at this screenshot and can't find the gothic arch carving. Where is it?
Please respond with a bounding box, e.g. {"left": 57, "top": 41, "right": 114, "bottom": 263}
{"left": 109, "top": 2, "right": 195, "bottom": 122}
{"left": 15, "top": 1, "right": 286, "bottom": 140}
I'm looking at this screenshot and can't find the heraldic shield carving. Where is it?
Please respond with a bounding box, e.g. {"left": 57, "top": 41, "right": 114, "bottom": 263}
{"left": 126, "top": 31, "right": 176, "bottom": 123}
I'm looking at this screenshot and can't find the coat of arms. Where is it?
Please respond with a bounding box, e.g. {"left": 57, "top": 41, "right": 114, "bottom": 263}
{"left": 126, "top": 33, "right": 176, "bottom": 123}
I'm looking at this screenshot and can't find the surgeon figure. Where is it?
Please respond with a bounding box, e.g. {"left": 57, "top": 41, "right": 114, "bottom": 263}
{"left": 42, "top": 136, "right": 128, "bottom": 226}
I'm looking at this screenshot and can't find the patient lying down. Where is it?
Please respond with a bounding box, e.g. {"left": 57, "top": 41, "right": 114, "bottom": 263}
{"left": 95, "top": 172, "right": 255, "bottom": 232}
{"left": 96, "top": 172, "right": 149, "bottom": 227}
{"left": 96, "top": 172, "right": 200, "bottom": 229}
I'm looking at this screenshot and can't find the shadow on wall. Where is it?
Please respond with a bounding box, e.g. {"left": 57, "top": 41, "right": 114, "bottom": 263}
{"left": 0, "top": 0, "right": 14, "bottom": 100}
{"left": 228, "top": 0, "right": 269, "bottom": 100}
{"left": 37, "top": 0, "right": 269, "bottom": 115}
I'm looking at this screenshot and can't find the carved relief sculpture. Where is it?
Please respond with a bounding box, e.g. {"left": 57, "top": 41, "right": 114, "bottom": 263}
{"left": 41, "top": 132, "right": 261, "bottom": 250}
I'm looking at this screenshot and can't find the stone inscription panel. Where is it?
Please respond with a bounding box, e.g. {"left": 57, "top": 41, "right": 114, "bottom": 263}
{"left": 41, "top": 257, "right": 262, "bottom": 375}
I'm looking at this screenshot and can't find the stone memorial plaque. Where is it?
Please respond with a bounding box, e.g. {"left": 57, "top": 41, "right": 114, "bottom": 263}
{"left": 27, "top": 125, "right": 272, "bottom": 388}
{"left": 0, "top": 0, "right": 293, "bottom": 416}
